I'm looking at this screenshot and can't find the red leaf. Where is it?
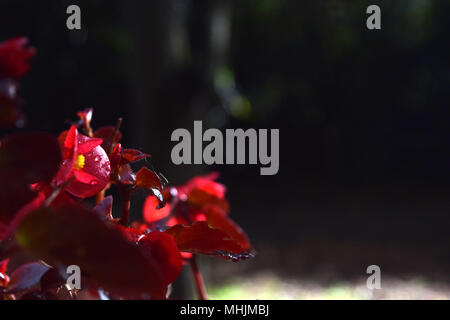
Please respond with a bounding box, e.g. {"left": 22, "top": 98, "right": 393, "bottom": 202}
{"left": 136, "top": 167, "right": 161, "bottom": 190}
{"left": 166, "top": 222, "right": 253, "bottom": 261}
{"left": 7, "top": 261, "right": 50, "bottom": 294}
{"left": 0, "top": 190, "right": 46, "bottom": 240}
{"left": 121, "top": 148, "right": 150, "bottom": 164}
{"left": 40, "top": 268, "right": 66, "bottom": 293}
{"left": 0, "top": 133, "right": 61, "bottom": 228}
{"left": 16, "top": 205, "right": 175, "bottom": 298}
{"left": 205, "top": 206, "right": 252, "bottom": 251}
{"left": 136, "top": 167, "right": 163, "bottom": 202}
{"left": 138, "top": 231, "right": 182, "bottom": 287}
{"left": 0, "top": 37, "right": 36, "bottom": 79}
{"left": 0, "top": 133, "right": 61, "bottom": 185}
{"left": 94, "top": 126, "right": 122, "bottom": 154}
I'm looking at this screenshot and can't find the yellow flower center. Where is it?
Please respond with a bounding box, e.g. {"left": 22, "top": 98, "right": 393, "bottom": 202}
{"left": 74, "top": 154, "right": 86, "bottom": 170}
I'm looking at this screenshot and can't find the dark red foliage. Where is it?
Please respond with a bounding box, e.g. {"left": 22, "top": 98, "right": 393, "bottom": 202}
{"left": 143, "top": 173, "right": 230, "bottom": 227}
{"left": 0, "top": 79, "right": 22, "bottom": 127}
{"left": 138, "top": 231, "right": 182, "bottom": 287}
{"left": 143, "top": 173, "right": 253, "bottom": 261}
{"left": 0, "top": 37, "right": 35, "bottom": 128}
{"left": 0, "top": 36, "right": 253, "bottom": 300}
{"left": 204, "top": 206, "right": 251, "bottom": 251}
{"left": 16, "top": 205, "right": 181, "bottom": 299}
{"left": 39, "top": 268, "right": 67, "bottom": 293}
{"left": 6, "top": 261, "right": 50, "bottom": 294}
{"left": 143, "top": 195, "right": 172, "bottom": 225}
{"left": 108, "top": 143, "right": 154, "bottom": 189}
{"left": 166, "top": 222, "right": 253, "bottom": 262}
{"left": 94, "top": 126, "right": 122, "bottom": 155}
{"left": 121, "top": 148, "right": 150, "bottom": 164}
{"left": 136, "top": 167, "right": 163, "bottom": 202}
{"left": 0, "top": 37, "right": 35, "bottom": 79}
{"left": 0, "top": 133, "right": 62, "bottom": 238}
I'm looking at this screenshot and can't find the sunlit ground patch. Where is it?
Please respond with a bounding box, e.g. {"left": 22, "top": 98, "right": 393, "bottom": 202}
{"left": 208, "top": 272, "right": 450, "bottom": 300}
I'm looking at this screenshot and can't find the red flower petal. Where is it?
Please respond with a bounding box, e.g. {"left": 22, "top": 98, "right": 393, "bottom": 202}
{"left": 62, "top": 125, "right": 78, "bottom": 159}
{"left": 73, "top": 169, "right": 99, "bottom": 184}
{"left": 65, "top": 137, "right": 111, "bottom": 198}
{"left": 56, "top": 127, "right": 111, "bottom": 198}
{"left": 77, "top": 137, "right": 103, "bottom": 154}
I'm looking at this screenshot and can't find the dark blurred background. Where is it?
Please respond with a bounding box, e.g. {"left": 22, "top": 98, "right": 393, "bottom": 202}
{"left": 1, "top": 0, "right": 450, "bottom": 298}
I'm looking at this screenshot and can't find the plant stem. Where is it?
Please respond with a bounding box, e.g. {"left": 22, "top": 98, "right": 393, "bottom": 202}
{"left": 190, "top": 255, "right": 208, "bottom": 300}
{"left": 44, "top": 177, "right": 74, "bottom": 207}
{"left": 119, "top": 189, "right": 131, "bottom": 226}
{"left": 83, "top": 123, "right": 93, "bottom": 138}
{"left": 109, "top": 117, "right": 123, "bottom": 154}
{"left": 96, "top": 182, "right": 111, "bottom": 205}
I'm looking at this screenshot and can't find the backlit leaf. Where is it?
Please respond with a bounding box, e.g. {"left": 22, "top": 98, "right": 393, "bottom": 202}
{"left": 16, "top": 205, "right": 176, "bottom": 298}
{"left": 166, "top": 222, "right": 253, "bottom": 262}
